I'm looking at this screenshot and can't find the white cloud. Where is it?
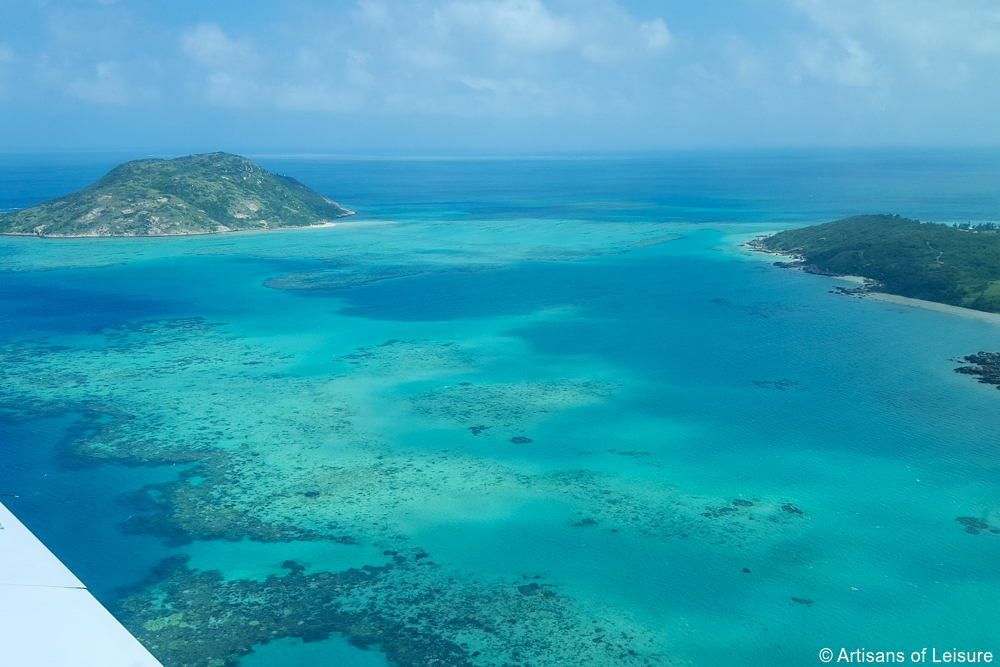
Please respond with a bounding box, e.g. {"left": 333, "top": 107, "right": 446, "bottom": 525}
{"left": 275, "top": 83, "right": 363, "bottom": 113}
{"left": 179, "top": 24, "right": 270, "bottom": 107}
{"left": 35, "top": 54, "right": 157, "bottom": 106}
{"left": 790, "top": 0, "right": 1000, "bottom": 78}
{"left": 437, "top": 0, "right": 576, "bottom": 53}
{"left": 64, "top": 61, "right": 132, "bottom": 104}
{"left": 181, "top": 23, "right": 254, "bottom": 68}
{"left": 793, "top": 37, "right": 878, "bottom": 87}
{"left": 427, "top": 0, "right": 671, "bottom": 63}
{"left": 14, "top": 0, "right": 1000, "bottom": 148}
{"left": 199, "top": 71, "right": 255, "bottom": 107}
{"left": 793, "top": 0, "right": 1000, "bottom": 51}
{"left": 397, "top": 45, "right": 453, "bottom": 70}
{"left": 355, "top": 0, "right": 391, "bottom": 26}
{"left": 171, "top": 0, "right": 672, "bottom": 117}
{"left": 0, "top": 4, "right": 170, "bottom": 109}
{"left": 642, "top": 19, "right": 672, "bottom": 52}
{"left": 372, "top": 0, "right": 672, "bottom": 114}
{"left": 0, "top": 43, "right": 13, "bottom": 99}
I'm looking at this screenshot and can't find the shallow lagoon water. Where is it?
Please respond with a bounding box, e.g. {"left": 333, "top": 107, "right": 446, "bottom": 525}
{"left": 240, "top": 636, "right": 390, "bottom": 667}
{"left": 1, "top": 151, "right": 999, "bottom": 666}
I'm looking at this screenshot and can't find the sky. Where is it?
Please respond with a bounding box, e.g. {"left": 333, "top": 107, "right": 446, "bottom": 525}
{"left": 1, "top": 0, "right": 1000, "bottom": 152}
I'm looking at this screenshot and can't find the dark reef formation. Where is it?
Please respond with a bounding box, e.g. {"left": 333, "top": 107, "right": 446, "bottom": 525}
{"left": 954, "top": 352, "right": 1000, "bottom": 390}
{"left": 118, "top": 555, "right": 472, "bottom": 667}
{"left": 752, "top": 379, "right": 801, "bottom": 391}
{"left": 956, "top": 517, "right": 999, "bottom": 535}
{"left": 119, "top": 456, "right": 354, "bottom": 547}
{"left": 264, "top": 265, "right": 490, "bottom": 291}
{"left": 0, "top": 317, "right": 813, "bottom": 667}
{"left": 517, "top": 583, "right": 556, "bottom": 598}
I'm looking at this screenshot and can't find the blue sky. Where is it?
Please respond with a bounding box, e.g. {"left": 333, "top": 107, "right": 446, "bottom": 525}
{"left": 2, "top": 0, "right": 999, "bottom": 152}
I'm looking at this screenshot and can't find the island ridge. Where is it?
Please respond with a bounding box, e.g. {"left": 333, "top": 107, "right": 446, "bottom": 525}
{"left": 0, "top": 152, "right": 353, "bottom": 237}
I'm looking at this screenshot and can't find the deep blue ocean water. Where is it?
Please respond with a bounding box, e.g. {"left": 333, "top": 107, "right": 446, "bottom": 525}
{"left": 1, "top": 150, "right": 999, "bottom": 667}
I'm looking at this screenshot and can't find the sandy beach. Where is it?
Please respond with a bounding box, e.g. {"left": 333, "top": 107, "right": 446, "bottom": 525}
{"left": 862, "top": 292, "right": 1000, "bottom": 325}
{"left": 0, "top": 212, "right": 355, "bottom": 239}
{"left": 742, "top": 237, "right": 1000, "bottom": 325}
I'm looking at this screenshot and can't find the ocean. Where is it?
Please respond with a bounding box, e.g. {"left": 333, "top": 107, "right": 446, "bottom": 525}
{"left": 1, "top": 149, "right": 999, "bottom": 666}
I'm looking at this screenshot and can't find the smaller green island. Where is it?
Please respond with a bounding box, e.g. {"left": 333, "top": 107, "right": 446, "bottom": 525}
{"left": 751, "top": 214, "right": 1000, "bottom": 313}
{"left": 0, "top": 152, "right": 353, "bottom": 237}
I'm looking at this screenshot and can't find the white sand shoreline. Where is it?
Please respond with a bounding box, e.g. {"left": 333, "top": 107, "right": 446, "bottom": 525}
{"left": 860, "top": 292, "right": 1000, "bottom": 325}
{"left": 0, "top": 211, "right": 355, "bottom": 239}
{"left": 743, "top": 237, "right": 1000, "bottom": 325}
{"left": 739, "top": 237, "right": 804, "bottom": 264}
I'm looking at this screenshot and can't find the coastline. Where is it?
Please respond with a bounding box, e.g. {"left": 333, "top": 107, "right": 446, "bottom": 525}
{"left": 0, "top": 211, "right": 355, "bottom": 239}
{"left": 741, "top": 235, "right": 804, "bottom": 263}
{"left": 744, "top": 234, "right": 1000, "bottom": 326}
{"left": 861, "top": 292, "right": 1000, "bottom": 325}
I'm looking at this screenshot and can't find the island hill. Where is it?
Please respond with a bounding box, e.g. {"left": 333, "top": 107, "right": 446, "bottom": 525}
{"left": 0, "top": 152, "right": 353, "bottom": 237}
{"left": 751, "top": 214, "right": 1000, "bottom": 314}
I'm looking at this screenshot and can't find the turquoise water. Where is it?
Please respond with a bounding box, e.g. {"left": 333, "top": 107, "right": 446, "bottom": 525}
{"left": 240, "top": 637, "right": 389, "bottom": 667}
{"left": 1, "top": 151, "right": 999, "bottom": 666}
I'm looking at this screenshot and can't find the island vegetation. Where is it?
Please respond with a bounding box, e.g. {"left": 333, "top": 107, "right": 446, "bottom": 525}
{"left": 752, "top": 214, "right": 1000, "bottom": 313}
{"left": 0, "top": 152, "right": 353, "bottom": 237}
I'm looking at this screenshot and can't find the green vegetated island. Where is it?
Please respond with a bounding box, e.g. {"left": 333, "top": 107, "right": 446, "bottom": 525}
{"left": 751, "top": 214, "right": 1000, "bottom": 313}
{"left": 751, "top": 214, "right": 1000, "bottom": 391}
{"left": 0, "top": 152, "right": 353, "bottom": 237}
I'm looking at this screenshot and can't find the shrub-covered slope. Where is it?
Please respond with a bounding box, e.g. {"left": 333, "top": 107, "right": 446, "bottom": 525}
{"left": 0, "top": 152, "right": 353, "bottom": 237}
{"left": 757, "top": 214, "right": 1000, "bottom": 312}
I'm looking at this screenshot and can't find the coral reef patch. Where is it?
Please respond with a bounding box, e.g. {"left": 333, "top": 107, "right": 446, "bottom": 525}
{"left": 956, "top": 517, "right": 997, "bottom": 535}
{"left": 0, "top": 315, "right": 809, "bottom": 667}
{"left": 120, "top": 548, "right": 667, "bottom": 667}
{"left": 955, "top": 352, "right": 1000, "bottom": 390}
{"left": 411, "top": 380, "right": 617, "bottom": 429}
{"left": 118, "top": 554, "right": 470, "bottom": 667}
